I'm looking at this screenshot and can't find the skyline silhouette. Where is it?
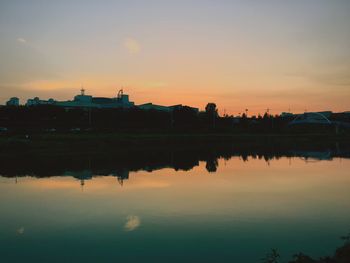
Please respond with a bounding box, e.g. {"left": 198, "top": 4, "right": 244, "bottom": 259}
{"left": 1, "top": 1, "right": 350, "bottom": 114}
{"left": 1, "top": 2, "right": 350, "bottom": 263}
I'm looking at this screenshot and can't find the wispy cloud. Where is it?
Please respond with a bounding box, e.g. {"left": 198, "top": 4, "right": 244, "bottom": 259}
{"left": 124, "top": 215, "right": 141, "bottom": 231}
{"left": 123, "top": 37, "right": 141, "bottom": 54}
{"left": 0, "top": 38, "right": 58, "bottom": 86}
{"left": 17, "top": 38, "right": 27, "bottom": 44}
{"left": 147, "top": 82, "right": 168, "bottom": 88}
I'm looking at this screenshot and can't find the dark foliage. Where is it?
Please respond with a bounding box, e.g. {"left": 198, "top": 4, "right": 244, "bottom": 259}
{"left": 0, "top": 105, "right": 349, "bottom": 134}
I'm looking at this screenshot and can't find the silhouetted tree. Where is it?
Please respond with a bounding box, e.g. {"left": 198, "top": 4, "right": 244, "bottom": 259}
{"left": 205, "top": 103, "right": 218, "bottom": 129}
{"left": 205, "top": 103, "right": 218, "bottom": 116}
{"left": 289, "top": 253, "right": 316, "bottom": 263}
{"left": 261, "top": 249, "right": 280, "bottom": 263}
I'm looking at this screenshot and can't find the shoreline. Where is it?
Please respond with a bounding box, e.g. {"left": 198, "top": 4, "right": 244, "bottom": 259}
{"left": 1, "top": 132, "right": 350, "bottom": 155}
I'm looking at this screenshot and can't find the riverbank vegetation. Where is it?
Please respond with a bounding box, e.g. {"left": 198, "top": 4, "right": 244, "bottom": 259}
{"left": 0, "top": 104, "right": 349, "bottom": 135}
{"left": 262, "top": 234, "right": 350, "bottom": 263}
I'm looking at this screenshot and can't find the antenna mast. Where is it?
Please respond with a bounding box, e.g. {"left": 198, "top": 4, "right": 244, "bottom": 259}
{"left": 117, "top": 88, "right": 124, "bottom": 98}
{"left": 80, "top": 85, "right": 85, "bottom": 96}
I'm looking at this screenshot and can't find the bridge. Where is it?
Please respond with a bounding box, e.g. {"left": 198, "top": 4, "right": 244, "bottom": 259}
{"left": 288, "top": 112, "right": 350, "bottom": 129}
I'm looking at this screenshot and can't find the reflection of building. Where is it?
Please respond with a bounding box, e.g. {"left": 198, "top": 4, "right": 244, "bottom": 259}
{"left": 6, "top": 97, "right": 19, "bottom": 106}
{"left": 26, "top": 89, "right": 135, "bottom": 109}
{"left": 63, "top": 168, "right": 130, "bottom": 187}
{"left": 64, "top": 170, "right": 93, "bottom": 180}
{"left": 290, "top": 150, "right": 332, "bottom": 161}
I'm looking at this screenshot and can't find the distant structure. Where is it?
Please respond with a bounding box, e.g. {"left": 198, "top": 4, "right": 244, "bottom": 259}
{"left": 138, "top": 103, "right": 173, "bottom": 112}
{"left": 19, "top": 88, "right": 199, "bottom": 112}
{"left": 6, "top": 97, "right": 19, "bottom": 106}
{"left": 26, "top": 97, "right": 55, "bottom": 106}
{"left": 56, "top": 88, "right": 135, "bottom": 109}
{"left": 138, "top": 103, "right": 199, "bottom": 113}
{"left": 281, "top": 111, "right": 333, "bottom": 119}
{"left": 26, "top": 88, "right": 135, "bottom": 109}
{"left": 280, "top": 112, "right": 294, "bottom": 118}
{"left": 289, "top": 112, "right": 332, "bottom": 125}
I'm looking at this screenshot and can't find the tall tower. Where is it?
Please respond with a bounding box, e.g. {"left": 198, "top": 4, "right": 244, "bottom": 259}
{"left": 80, "top": 87, "right": 85, "bottom": 96}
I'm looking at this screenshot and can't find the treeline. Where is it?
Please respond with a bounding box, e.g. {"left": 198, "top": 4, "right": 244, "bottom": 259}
{"left": 262, "top": 236, "right": 350, "bottom": 263}
{"left": 0, "top": 104, "right": 349, "bottom": 134}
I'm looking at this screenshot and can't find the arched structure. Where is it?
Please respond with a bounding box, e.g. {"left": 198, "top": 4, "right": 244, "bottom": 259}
{"left": 289, "top": 112, "right": 332, "bottom": 126}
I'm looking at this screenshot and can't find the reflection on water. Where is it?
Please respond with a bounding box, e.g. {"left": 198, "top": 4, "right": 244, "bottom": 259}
{"left": 1, "top": 141, "right": 349, "bottom": 185}
{"left": 0, "top": 146, "right": 350, "bottom": 263}
{"left": 124, "top": 215, "right": 141, "bottom": 232}
{"left": 16, "top": 227, "right": 24, "bottom": 235}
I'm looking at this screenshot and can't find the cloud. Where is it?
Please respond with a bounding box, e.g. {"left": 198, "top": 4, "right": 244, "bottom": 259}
{"left": 287, "top": 68, "right": 350, "bottom": 87}
{"left": 16, "top": 227, "right": 25, "bottom": 235}
{"left": 123, "top": 37, "right": 141, "bottom": 54}
{"left": 124, "top": 215, "right": 141, "bottom": 231}
{"left": 286, "top": 55, "right": 350, "bottom": 87}
{"left": 0, "top": 38, "right": 59, "bottom": 85}
{"left": 17, "top": 38, "right": 27, "bottom": 44}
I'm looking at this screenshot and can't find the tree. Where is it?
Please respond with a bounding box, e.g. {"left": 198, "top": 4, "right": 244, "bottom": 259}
{"left": 205, "top": 103, "right": 218, "bottom": 129}
{"left": 205, "top": 103, "right": 218, "bottom": 117}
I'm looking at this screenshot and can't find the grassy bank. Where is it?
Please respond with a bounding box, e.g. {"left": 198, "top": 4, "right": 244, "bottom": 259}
{"left": 1, "top": 132, "right": 350, "bottom": 155}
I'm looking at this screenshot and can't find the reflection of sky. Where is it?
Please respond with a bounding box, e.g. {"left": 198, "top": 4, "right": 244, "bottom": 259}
{"left": 0, "top": 157, "right": 350, "bottom": 262}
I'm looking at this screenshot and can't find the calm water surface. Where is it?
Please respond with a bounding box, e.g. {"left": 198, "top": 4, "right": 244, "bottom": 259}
{"left": 0, "top": 157, "right": 349, "bottom": 263}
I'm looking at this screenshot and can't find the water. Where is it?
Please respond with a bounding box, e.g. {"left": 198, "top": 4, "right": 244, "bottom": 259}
{"left": 0, "top": 152, "right": 350, "bottom": 262}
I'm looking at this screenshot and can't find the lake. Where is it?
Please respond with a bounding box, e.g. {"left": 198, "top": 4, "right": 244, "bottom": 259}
{"left": 0, "top": 146, "right": 350, "bottom": 263}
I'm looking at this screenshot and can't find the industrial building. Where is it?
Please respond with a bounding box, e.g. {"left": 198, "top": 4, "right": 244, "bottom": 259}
{"left": 26, "top": 89, "right": 134, "bottom": 109}
{"left": 138, "top": 103, "right": 199, "bottom": 113}
{"left": 138, "top": 103, "right": 173, "bottom": 112}
{"left": 6, "top": 97, "right": 20, "bottom": 106}
{"left": 26, "top": 97, "right": 56, "bottom": 106}
{"left": 5, "top": 88, "right": 199, "bottom": 113}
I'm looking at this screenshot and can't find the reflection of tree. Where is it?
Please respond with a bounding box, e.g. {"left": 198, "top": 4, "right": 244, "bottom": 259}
{"left": 242, "top": 154, "right": 248, "bottom": 162}
{"left": 0, "top": 140, "right": 347, "bottom": 180}
{"left": 290, "top": 253, "right": 315, "bottom": 263}
{"left": 114, "top": 169, "right": 129, "bottom": 186}
{"left": 205, "top": 158, "right": 218, "bottom": 173}
{"left": 260, "top": 234, "right": 350, "bottom": 263}
{"left": 261, "top": 249, "right": 280, "bottom": 263}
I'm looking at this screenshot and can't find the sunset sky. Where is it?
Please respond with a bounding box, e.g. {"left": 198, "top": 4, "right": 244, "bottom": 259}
{"left": 0, "top": 0, "right": 349, "bottom": 115}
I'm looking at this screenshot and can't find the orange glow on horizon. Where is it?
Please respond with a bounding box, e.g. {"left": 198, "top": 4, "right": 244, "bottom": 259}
{"left": 11, "top": 79, "right": 349, "bottom": 116}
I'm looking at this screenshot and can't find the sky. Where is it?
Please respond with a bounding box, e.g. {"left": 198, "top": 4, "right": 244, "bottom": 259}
{"left": 0, "top": 0, "right": 349, "bottom": 115}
